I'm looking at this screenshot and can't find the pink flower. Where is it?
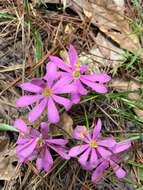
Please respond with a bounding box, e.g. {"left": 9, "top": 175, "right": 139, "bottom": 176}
{"left": 69, "top": 119, "right": 116, "bottom": 167}
{"left": 16, "top": 62, "right": 75, "bottom": 123}
{"left": 91, "top": 140, "right": 131, "bottom": 183}
{"left": 50, "top": 45, "right": 111, "bottom": 103}
{"left": 14, "top": 119, "right": 69, "bottom": 172}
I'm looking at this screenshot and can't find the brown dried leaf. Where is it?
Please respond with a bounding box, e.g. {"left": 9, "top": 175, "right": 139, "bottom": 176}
{"left": 50, "top": 112, "right": 73, "bottom": 138}
{"left": 0, "top": 149, "right": 18, "bottom": 180}
{"left": 79, "top": 33, "right": 125, "bottom": 73}
{"left": 59, "top": 112, "right": 73, "bottom": 139}
{"left": 72, "top": 0, "right": 143, "bottom": 57}
{"left": 0, "top": 132, "right": 9, "bottom": 153}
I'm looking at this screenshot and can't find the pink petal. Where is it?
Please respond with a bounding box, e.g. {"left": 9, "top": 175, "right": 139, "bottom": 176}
{"left": 36, "top": 157, "right": 43, "bottom": 171}
{"left": 80, "top": 64, "right": 88, "bottom": 74}
{"left": 98, "top": 139, "right": 116, "bottom": 148}
{"left": 20, "top": 82, "right": 43, "bottom": 93}
{"left": 91, "top": 160, "right": 109, "bottom": 183}
{"left": 47, "top": 97, "right": 59, "bottom": 123}
{"left": 46, "top": 139, "right": 68, "bottom": 146}
{"left": 81, "top": 78, "right": 108, "bottom": 93}
{"left": 83, "top": 73, "right": 111, "bottom": 83}
{"left": 16, "top": 139, "right": 38, "bottom": 159}
{"left": 68, "top": 45, "right": 78, "bottom": 70}
{"left": 78, "top": 147, "right": 91, "bottom": 166}
{"left": 57, "top": 71, "right": 70, "bottom": 78}
{"left": 112, "top": 140, "right": 131, "bottom": 154}
{"left": 52, "top": 75, "right": 73, "bottom": 91}
{"left": 43, "top": 148, "right": 53, "bottom": 172}
{"left": 69, "top": 144, "right": 89, "bottom": 157}
{"left": 28, "top": 98, "right": 47, "bottom": 122}
{"left": 36, "top": 148, "right": 53, "bottom": 172}
{"left": 30, "top": 128, "right": 41, "bottom": 138}
{"left": 16, "top": 95, "right": 43, "bottom": 107}
{"left": 76, "top": 80, "right": 88, "bottom": 95}
{"left": 40, "top": 122, "right": 49, "bottom": 139}
{"left": 97, "top": 147, "right": 112, "bottom": 158}
{"left": 53, "top": 84, "right": 76, "bottom": 94}
{"left": 110, "top": 160, "right": 126, "bottom": 178}
{"left": 89, "top": 148, "right": 98, "bottom": 165}
{"left": 71, "top": 93, "right": 81, "bottom": 104}
{"left": 44, "top": 62, "right": 57, "bottom": 87}
{"left": 14, "top": 119, "right": 27, "bottom": 133}
{"left": 48, "top": 144, "right": 70, "bottom": 160}
{"left": 49, "top": 55, "right": 71, "bottom": 72}
{"left": 17, "top": 137, "right": 29, "bottom": 145}
{"left": 52, "top": 95, "right": 72, "bottom": 110}
{"left": 30, "top": 78, "right": 46, "bottom": 88}
{"left": 92, "top": 119, "right": 102, "bottom": 140}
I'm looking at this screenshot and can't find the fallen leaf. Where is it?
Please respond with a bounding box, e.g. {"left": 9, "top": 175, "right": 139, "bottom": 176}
{"left": 50, "top": 112, "right": 73, "bottom": 138}
{"left": 0, "top": 148, "right": 18, "bottom": 180}
{"left": 60, "top": 112, "right": 73, "bottom": 138}
{"left": 0, "top": 132, "right": 9, "bottom": 153}
{"left": 71, "top": 0, "right": 143, "bottom": 57}
{"left": 79, "top": 32, "right": 125, "bottom": 73}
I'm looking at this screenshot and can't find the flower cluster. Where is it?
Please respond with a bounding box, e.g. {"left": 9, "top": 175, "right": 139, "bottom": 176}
{"left": 14, "top": 45, "right": 131, "bottom": 183}
{"left": 69, "top": 119, "right": 131, "bottom": 183}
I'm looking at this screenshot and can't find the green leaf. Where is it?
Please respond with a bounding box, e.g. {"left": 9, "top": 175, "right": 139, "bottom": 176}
{"left": 0, "top": 123, "right": 18, "bottom": 132}
{"left": 0, "top": 13, "right": 16, "bottom": 20}
{"left": 33, "top": 31, "right": 43, "bottom": 63}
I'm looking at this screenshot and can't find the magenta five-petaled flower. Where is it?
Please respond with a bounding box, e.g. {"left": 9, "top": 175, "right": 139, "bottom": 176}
{"left": 69, "top": 119, "right": 116, "bottom": 167}
{"left": 16, "top": 62, "right": 75, "bottom": 123}
{"left": 91, "top": 140, "right": 131, "bottom": 183}
{"left": 50, "top": 45, "right": 111, "bottom": 103}
{"left": 14, "top": 119, "right": 69, "bottom": 172}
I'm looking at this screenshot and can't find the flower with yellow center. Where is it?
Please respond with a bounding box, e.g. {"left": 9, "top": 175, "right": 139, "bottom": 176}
{"left": 43, "top": 87, "right": 52, "bottom": 97}
{"left": 89, "top": 140, "right": 98, "bottom": 148}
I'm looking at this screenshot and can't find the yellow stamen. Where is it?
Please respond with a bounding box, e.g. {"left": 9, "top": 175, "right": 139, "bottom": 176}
{"left": 75, "top": 63, "right": 80, "bottom": 70}
{"left": 43, "top": 87, "right": 52, "bottom": 96}
{"left": 79, "top": 126, "right": 87, "bottom": 138}
{"left": 79, "top": 132, "right": 85, "bottom": 138}
{"left": 90, "top": 140, "right": 98, "bottom": 148}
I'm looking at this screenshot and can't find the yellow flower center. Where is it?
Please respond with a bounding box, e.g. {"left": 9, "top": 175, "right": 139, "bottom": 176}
{"left": 79, "top": 126, "right": 87, "bottom": 138}
{"left": 43, "top": 87, "right": 52, "bottom": 96}
{"left": 89, "top": 140, "right": 98, "bottom": 148}
{"left": 73, "top": 71, "right": 80, "bottom": 79}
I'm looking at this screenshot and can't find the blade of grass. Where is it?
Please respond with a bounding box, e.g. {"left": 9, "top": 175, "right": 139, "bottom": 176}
{"left": 0, "top": 123, "right": 18, "bottom": 132}
{"left": 33, "top": 30, "right": 43, "bottom": 63}
{"left": 0, "top": 13, "right": 16, "bottom": 20}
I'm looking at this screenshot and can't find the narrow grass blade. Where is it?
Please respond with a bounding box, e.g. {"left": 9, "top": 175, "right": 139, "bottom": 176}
{"left": 0, "top": 123, "right": 18, "bottom": 132}
{"left": 33, "top": 31, "right": 43, "bottom": 63}
{"left": 0, "top": 13, "right": 16, "bottom": 20}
